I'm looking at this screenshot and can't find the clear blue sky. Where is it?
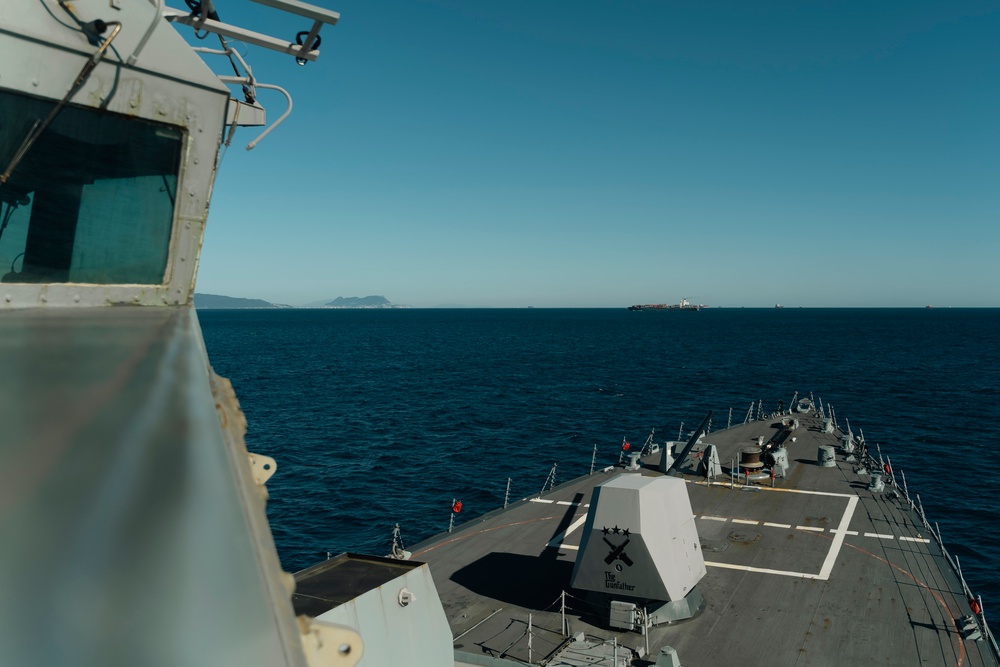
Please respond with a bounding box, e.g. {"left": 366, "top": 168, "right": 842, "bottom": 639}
{"left": 192, "top": 0, "right": 1000, "bottom": 307}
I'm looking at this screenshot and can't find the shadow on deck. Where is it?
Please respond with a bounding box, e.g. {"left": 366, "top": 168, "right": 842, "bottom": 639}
{"left": 450, "top": 552, "right": 574, "bottom": 611}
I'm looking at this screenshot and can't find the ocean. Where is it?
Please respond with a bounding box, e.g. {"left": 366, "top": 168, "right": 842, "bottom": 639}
{"left": 198, "top": 307, "right": 1000, "bottom": 605}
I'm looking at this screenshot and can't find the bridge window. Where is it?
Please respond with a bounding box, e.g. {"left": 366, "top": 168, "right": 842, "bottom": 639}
{"left": 0, "top": 88, "right": 182, "bottom": 285}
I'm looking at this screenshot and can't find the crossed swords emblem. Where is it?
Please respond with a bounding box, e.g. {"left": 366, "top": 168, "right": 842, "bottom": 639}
{"left": 601, "top": 526, "right": 633, "bottom": 567}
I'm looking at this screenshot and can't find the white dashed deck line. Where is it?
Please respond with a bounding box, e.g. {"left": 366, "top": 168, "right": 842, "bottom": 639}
{"left": 689, "top": 479, "right": 855, "bottom": 499}
{"left": 699, "top": 495, "right": 858, "bottom": 581}
{"left": 530, "top": 498, "right": 554, "bottom": 504}
{"left": 700, "top": 517, "right": 915, "bottom": 544}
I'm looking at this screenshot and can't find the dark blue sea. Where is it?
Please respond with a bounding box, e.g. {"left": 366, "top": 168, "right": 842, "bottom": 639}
{"left": 199, "top": 308, "right": 1000, "bottom": 605}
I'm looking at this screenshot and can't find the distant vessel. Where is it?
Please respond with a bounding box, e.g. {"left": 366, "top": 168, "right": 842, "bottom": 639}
{"left": 628, "top": 297, "right": 705, "bottom": 311}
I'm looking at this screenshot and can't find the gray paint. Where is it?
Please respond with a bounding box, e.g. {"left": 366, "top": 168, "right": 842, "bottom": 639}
{"left": 570, "top": 474, "right": 706, "bottom": 603}
{"left": 818, "top": 445, "right": 837, "bottom": 467}
{"left": 699, "top": 443, "right": 722, "bottom": 478}
{"left": 0, "top": 308, "right": 306, "bottom": 666}
{"left": 1, "top": 0, "right": 229, "bottom": 309}
{"left": 315, "top": 560, "right": 453, "bottom": 667}
{"left": 413, "top": 413, "right": 1000, "bottom": 666}
{"left": 0, "top": 2, "right": 344, "bottom": 665}
{"left": 772, "top": 447, "right": 789, "bottom": 477}
{"left": 658, "top": 442, "right": 679, "bottom": 472}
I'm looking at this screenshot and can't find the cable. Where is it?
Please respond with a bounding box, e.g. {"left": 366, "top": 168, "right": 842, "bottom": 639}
{"left": 37, "top": 0, "right": 82, "bottom": 33}
{"left": 41, "top": 0, "right": 124, "bottom": 110}
{"left": 183, "top": 0, "right": 215, "bottom": 39}
{"left": 183, "top": 0, "right": 255, "bottom": 103}
{"left": 0, "top": 21, "right": 122, "bottom": 185}
{"left": 294, "top": 31, "right": 321, "bottom": 66}
{"left": 0, "top": 203, "right": 14, "bottom": 244}
{"left": 160, "top": 175, "right": 176, "bottom": 206}
{"left": 219, "top": 35, "right": 256, "bottom": 104}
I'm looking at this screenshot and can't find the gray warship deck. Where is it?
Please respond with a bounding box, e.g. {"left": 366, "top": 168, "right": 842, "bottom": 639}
{"left": 407, "top": 413, "right": 996, "bottom": 666}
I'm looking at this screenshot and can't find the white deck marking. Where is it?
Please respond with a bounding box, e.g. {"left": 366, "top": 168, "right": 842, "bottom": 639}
{"left": 700, "top": 515, "right": 728, "bottom": 522}
{"left": 558, "top": 544, "right": 580, "bottom": 551}
{"left": 818, "top": 496, "right": 858, "bottom": 580}
{"left": 531, "top": 498, "right": 589, "bottom": 507}
{"left": 546, "top": 514, "right": 589, "bottom": 548}
{"left": 699, "top": 494, "right": 858, "bottom": 581}
{"left": 705, "top": 561, "right": 825, "bottom": 580}
{"left": 840, "top": 530, "right": 859, "bottom": 536}
{"left": 732, "top": 519, "right": 759, "bottom": 525}
{"left": 690, "top": 480, "right": 856, "bottom": 499}
{"left": 864, "top": 532, "right": 895, "bottom": 540}
{"left": 900, "top": 536, "right": 931, "bottom": 543}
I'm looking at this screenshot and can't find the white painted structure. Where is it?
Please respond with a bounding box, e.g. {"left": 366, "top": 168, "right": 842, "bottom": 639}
{"left": 571, "top": 474, "right": 706, "bottom": 603}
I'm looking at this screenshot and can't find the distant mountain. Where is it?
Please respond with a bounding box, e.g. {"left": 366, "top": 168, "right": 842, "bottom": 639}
{"left": 300, "top": 298, "right": 336, "bottom": 308}
{"left": 324, "top": 295, "right": 395, "bottom": 308}
{"left": 194, "top": 293, "right": 281, "bottom": 309}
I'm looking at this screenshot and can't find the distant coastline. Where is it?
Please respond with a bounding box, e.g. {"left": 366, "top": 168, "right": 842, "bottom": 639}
{"left": 314, "top": 295, "right": 401, "bottom": 309}
{"left": 193, "top": 294, "right": 994, "bottom": 309}
{"left": 194, "top": 293, "right": 403, "bottom": 309}
{"left": 193, "top": 294, "right": 286, "bottom": 309}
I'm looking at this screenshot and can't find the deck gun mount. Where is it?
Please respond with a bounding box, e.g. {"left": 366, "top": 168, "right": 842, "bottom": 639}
{"left": 570, "top": 473, "right": 707, "bottom": 631}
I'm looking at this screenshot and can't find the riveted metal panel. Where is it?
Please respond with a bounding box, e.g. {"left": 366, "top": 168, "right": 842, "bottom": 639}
{"left": 0, "top": 0, "right": 228, "bottom": 308}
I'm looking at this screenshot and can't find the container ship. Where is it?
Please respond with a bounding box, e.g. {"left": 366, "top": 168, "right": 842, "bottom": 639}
{"left": 628, "top": 298, "right": 706, "bottom": 311}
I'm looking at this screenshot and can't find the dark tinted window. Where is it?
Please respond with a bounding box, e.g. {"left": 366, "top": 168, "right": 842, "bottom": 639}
{"left": 0, "top": 89, "right": 182, "bottom": 284}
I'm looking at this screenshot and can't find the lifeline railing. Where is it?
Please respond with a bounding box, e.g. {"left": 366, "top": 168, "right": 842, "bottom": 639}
{"left": 727, "top": 399, "right": 998, "bottom": 659}
{"left": 849, "top": 424, "right": 999, "bottom": 659}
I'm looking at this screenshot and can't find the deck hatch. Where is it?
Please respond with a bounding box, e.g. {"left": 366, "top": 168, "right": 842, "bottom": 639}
{"left": 292, "top": 553, "right": 422, "bottom": 617}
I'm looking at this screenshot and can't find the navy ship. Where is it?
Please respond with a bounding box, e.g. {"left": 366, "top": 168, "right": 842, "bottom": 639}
{"left": 294, "top": 400, "right": 1000, "bottom": 666}
{"left": 0, "top": 2, "right": 995, "bottom": 666}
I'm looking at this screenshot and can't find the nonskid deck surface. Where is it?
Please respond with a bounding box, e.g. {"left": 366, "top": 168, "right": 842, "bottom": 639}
{"left": 409, "top": 414, "right": 995, "bottom": 667}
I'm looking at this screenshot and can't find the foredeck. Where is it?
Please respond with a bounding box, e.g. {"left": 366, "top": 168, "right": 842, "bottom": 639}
{"left": 410, "top": 412, "right": 997, "bottom": 667}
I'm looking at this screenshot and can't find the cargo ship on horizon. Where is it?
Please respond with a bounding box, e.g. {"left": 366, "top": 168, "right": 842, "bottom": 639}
{"left": 627, "top": 297, "right": 706, "bottom": 311}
